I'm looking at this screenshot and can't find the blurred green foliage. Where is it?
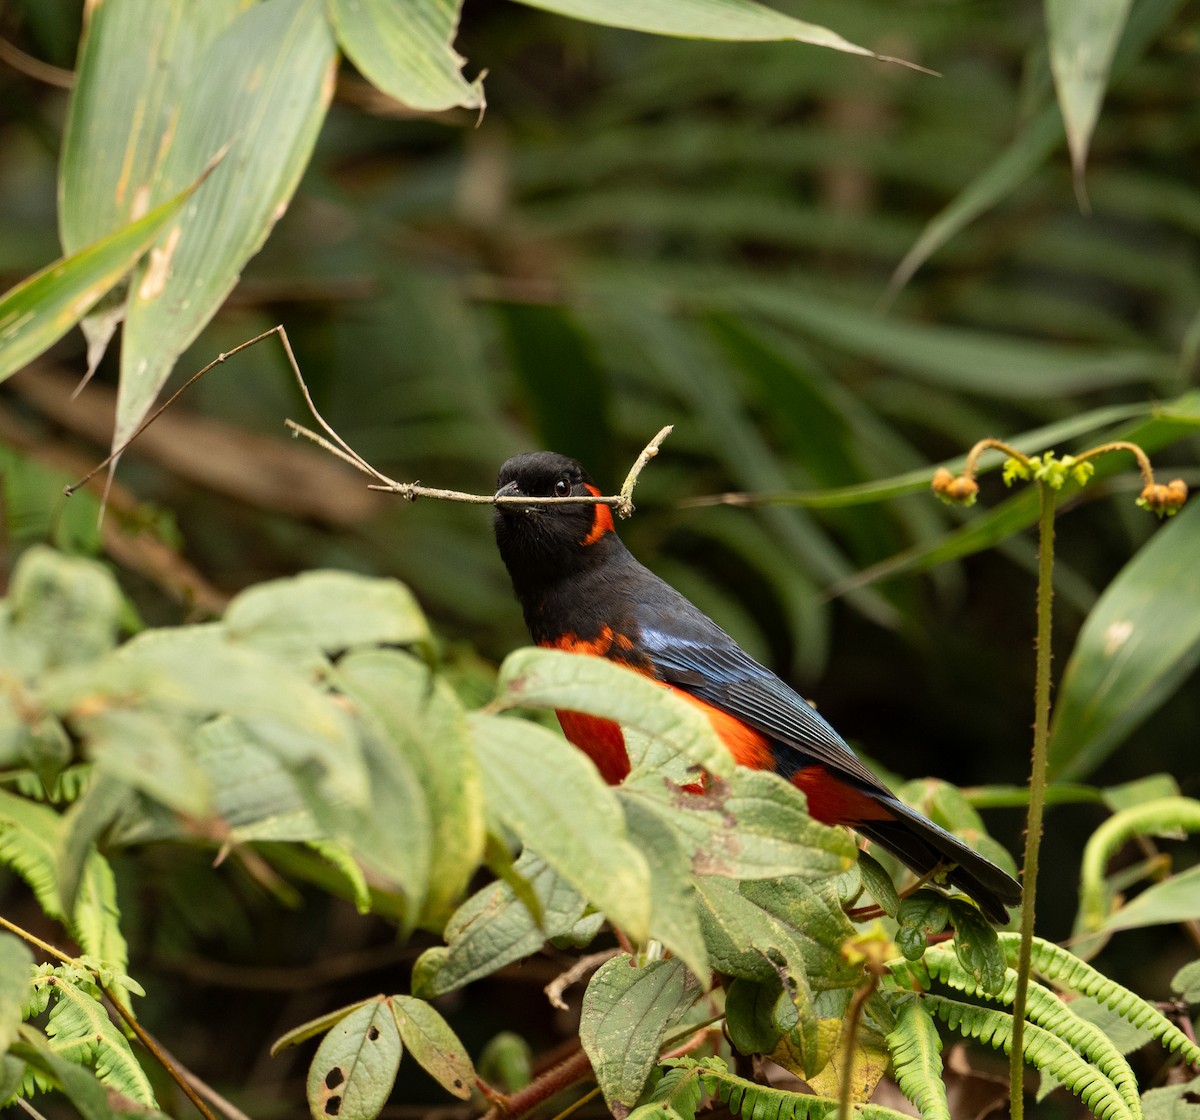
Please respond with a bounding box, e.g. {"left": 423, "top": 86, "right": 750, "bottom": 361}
{"left": 1, "top": 0, "right": 1198, "bottom": 1117}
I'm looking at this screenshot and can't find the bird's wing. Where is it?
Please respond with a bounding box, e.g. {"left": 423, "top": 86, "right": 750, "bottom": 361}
{"left": 632, "top": 601, "right": 893, "bottom": 797}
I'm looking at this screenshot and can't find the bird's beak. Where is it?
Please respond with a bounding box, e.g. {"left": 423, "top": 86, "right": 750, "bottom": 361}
{"left": 494, "top": 480, "right": 522, "bottom": 501}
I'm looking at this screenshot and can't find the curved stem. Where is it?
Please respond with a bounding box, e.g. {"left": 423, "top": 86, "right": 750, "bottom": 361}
{"left": 1009, "top": 483, "right": 1057, "bottom": 1119}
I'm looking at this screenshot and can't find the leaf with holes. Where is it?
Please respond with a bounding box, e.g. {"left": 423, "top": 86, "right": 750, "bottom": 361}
{"left": 306, "top": 999, "right": 402, "bottom": 1120}
{"left": 390, "top": 997, "right": 474, "bottom": 1100}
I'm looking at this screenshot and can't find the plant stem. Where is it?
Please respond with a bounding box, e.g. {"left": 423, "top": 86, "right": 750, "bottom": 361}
{"left": 1009, "top": 483, "right": 1057, "bottom": 1119}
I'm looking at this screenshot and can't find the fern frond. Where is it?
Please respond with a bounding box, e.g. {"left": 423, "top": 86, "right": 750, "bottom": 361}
{"left": 998, "top": 934, "right": 1200, "bottom": 1067}
{"left": 0, "top": 788, "right": 66, "bottom": 919}
{"left": 39, "top": 975, "right": 155, "bottom": 1106}
{"left": 926, "top": 946, "right": 1140, "bottom": 1120}
{"left": 885, "top": 997, "right": 950, "bottom": 1120}
{"left": 0, "top": 788, "right": 130, "bottom": 998}
{"left": 691, "top": 1057, "right": 928, "bottom": 1120}
{"left": 924, "top": 994, "right": 1137, "bottom": 1120}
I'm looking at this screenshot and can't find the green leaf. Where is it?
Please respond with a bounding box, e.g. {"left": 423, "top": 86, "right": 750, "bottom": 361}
{"left": 494, "top": 647, "right": 734, "bottom": 779}
{"left": 724, "top": 975, "right": 785, "bottom": 1056}
{"left": 622, "top": 767, "right": 857, "bottom": 882}
{"left": 411, "top": 851, "right": 592, "bottom": 997}
{"left": 328, "top": 0, "right": 482, "bottom": 112}
{"left": 886, "top": 997, "right": 949, "bottom": 1120}
{"left": 694, "top": 875, "right": 857, "bottom": 987}
{"left": 580, "top": 955, "right": 695, "bottom": 1114}
{"left": 517, "top": 0, "right": 909, "bottom": 64}
{"left": 336, "top": 650, "right": 483, "bottom": 922}
{"left": 742, "top": 281, "right": 1168, "bottom": 397}
{"left": 1049, "top": 500, "right": 1200, "bottom": 780}
{"left": 619, "top": 798, "right": 709, "bottom": 980}
{"left": 1171, "top": 960, "right": 1200, "bottom": 1004}
{"left": 855, "top": 852, "right": 900, "bottom": 918}
{"left": 0, "top": 177, "right": 204, "bottom": 384}
{"left": 1098, "top": 864, "right": 1200, "bottom": 934}
{"left": 4, "top": 546, "right": 122, "bottom": 675}
{"left": 57, "top": 773, "right": 134, "bottom": 919}
{"left": 104, "top": 625, "right": 368, "bottom": 804}
{"left": 306, "top": 999, "right": 402, "bottom": 1120}
{"left": 895, "top": 891, "right": 951, "bottom": 961}
{"left": 1047, "top": 0, "right": 1134, "bottom": 177}
{"left": 115, "top": 0, "right": 335, "bottom": 450}
{"left": 11, "top": 1032, "right": 122, "bottom": 1120}
{"left": 390, "top": 996, "right": 474, "bottom": 1101}
{"left": 1141, "top": 1075, "right": 1200, "bottom": 1120}
{"left": 272, "top": 998, "right": 379, "bottom": 1056}
{"left": 0, "top": 934, "right": 34, "bottom": 1053}
{"left": 225, "top": 571, "right": 432, "bottom": 666}
{"left": 947, "top": 901, "right": 1005, "bottom": 995}
{"left": 470, "top": 712, "right": 652, "bottom": 941}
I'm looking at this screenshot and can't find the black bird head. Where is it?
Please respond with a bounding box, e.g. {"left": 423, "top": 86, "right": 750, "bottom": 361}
{"left": 493, "top": 452, "right": 617, "bottom": 595}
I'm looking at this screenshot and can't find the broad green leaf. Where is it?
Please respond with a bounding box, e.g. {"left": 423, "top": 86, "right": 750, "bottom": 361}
{"left": 694, "top": 876, "right": 856, "bottom": 986}
{"left": 580, "top": 955, "right": 695, "bottom": 1113}
{"left": 855, "top": 852, "right": 900, "bottom": 917}
{"left": 1047, "top": 0, "right": 1134, "bottom": 177}
{"left": 948, "top": 901, "right": 1005, "bottom": 995}
{"left": 390, "top": 996, "right": 474, "bottom": 1100}
{"left": 116, "top": 0, "right": 336, "bottom": 450}
{"left": 337, "top": 650, "right": 483, "bottom": 921}
{"left": 3, "top": 546, "right": 121, "bottom": 676}
{"left": 102, "top": 625, "right": 368, "bottom": 803}
{"left": 724, "top": 976, "right": 786, "bottom": 1056}
{"left": 896, "top": 890, "right": 951, "bottom": 961}
{"left": 619, "top": 798, "right": 709, "bottom": 980}
{"left": 1098, "top": 865, "right": 1200, "bottom": 934}
{"left": 1172, "top": 960, "right": 1200, "bottom": 1004}
{"left": 1103, "top": 774, "right": 1181, "bottom": 813}
{"left": 225, "top": 571, "right": 431, "bottom": 665}
{"left": 470, "top": 712, "right": 652, "bottom": 941}
{"left": 512, "top": 0, "right": 884, "bottom": 60}
{"left": 494, "top": 647, "right": 733, "bottom": 779}
{"left": 328, "top": 0, "right": 482, "bottom": 112}
{"left": 306, "top": 999, "right": 402, "bottom": 1120}
{"left": 75, "top": 709, "right": 210, "bottom": 818}
{"left": 0, "top": 179, "right": 202, "bottom": 384}
{"left": 411, "top": 852, "right": 592, "bottom": 997}
{"left": 622, "top": 767, "right": 856, "bottom": 882}
{"left": 0, "top": 934, "right": 34, "bottom": 1052}
{"left": 1049, "top": 499, "right": 1200, "bottom": 780}
{"left": 1141, "top": 1075, "right": 1200, "bottom": 1120}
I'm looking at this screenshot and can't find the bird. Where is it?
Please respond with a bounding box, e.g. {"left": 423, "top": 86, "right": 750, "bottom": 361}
{"left": 492, "top": 450, "right": 1022, "bottom": 923}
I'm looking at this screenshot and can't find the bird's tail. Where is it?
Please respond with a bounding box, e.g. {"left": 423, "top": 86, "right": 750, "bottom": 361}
{"left": 856, "top": 801, "right": 1022, "bottom": 924}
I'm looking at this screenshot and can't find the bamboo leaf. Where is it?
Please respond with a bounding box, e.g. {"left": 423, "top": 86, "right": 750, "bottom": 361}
{"left": 328, "top": 0, "right": 482, "bottom": 112}
{"left": 1047, "top": 0, "right": 1134, "bottom": 178}
{"left": 0, "top": 181, "right": 200, "bottom": 384}
{"left": 116, "top": 0, "right": 336, "bottom": 451}
{"left": 511, "top": 0, "right": 887, "bottom": 60}
{"left": 1049, "top": 500, "right": 1200, "bottom": 780}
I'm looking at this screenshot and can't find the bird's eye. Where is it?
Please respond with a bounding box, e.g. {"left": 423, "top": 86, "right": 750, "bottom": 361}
{"left": 554, "top": 477, "right": 572, "bottom": 497}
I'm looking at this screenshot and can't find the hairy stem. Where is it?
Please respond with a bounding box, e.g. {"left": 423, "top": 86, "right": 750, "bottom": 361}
{"left": 1009, "top": 483, "right": 1057, "bottom": 1118}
